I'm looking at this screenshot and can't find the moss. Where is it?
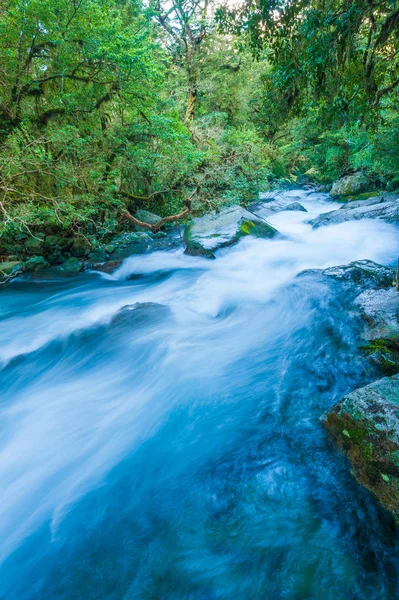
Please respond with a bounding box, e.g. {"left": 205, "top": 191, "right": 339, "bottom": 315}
{"left": 239, "top": 220, "right": 254, "bottom": 235}
{"left": 362, "top": 339, "right": 399, "bottom": 376}
{"left": 344, "top": 191, "right": 381, "bottom": 202}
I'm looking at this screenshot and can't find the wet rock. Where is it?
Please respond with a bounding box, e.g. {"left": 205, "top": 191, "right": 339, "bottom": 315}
{"left": 355, "top": 288, "right": 399, "bottom": 343}
{"left": 92, "top": 260, "right": 123, "bottom": 274}
{"left": 249, "top": 200, "right": 307, "bottom": 219}
{"left": 184, "top": 205, "right": 278, "bottom": 257}
{"left": 324, "top": 374, "right": 399, "bottom": 521}
{"left": 320, "top": 260, "right": 395, "bottom": 289}
{"left": 310, "top": 194, "right": 399, "bottom": 227}
{"left": 108, "top": 232, "right": 152, "bottom": 260}
{"left": 284, "top": 202, "right": 307, "bottom": 212}
{"left": 303, "top": 260, "right": 398, "bottom": 374}
{"left": 88, "top": 248, "right": 109, "bottom": 263}
{"left": 330, "top": 173, "right": 369, "bottom": 197}
{"left": 61, "top": 257, "right": 83, "bottom": 274}
{"left": 355, "top": 288, "right": 399, "bottom": 374}
{"left": 184, "top": 240, "right": 215, "bottom": 259}
{"left": 24, "top": 256, "right": 50, "bottom": 272}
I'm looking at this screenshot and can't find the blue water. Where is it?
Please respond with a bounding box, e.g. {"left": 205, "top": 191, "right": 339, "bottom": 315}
{"left": 1, "top": 191, "right": 399, "bottom": 599}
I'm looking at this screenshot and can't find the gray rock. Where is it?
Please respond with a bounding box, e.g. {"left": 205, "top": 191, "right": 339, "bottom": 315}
{"left": 355, "top": 288, "right": 399, "bottom": 344}
{"left": 324, "top": 374, "right": 399, "bottom": 521}
{"left": 133, "top": 209, "right": 162, "bottom": 231}
{"left": 184, "top": 205, "right": 278, "bottom": 257}
{"left": 310, "top": 195, "right": 399, "bottom": 227}
{"left": 330, "top": 173, "right": 369, "bottom": 197}
{"left": 320, "top": 260, "right": 395, "bottom": 289}
{"left": 284, "top": 202, "right": 307, "bottom": 212}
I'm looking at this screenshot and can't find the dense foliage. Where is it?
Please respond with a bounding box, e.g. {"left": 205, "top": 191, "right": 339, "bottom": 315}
{"left": 1, "top": 0, "right": 399, "bottom": 260}
{"left": 219, "top": 0, "right": 399, "bottom": 184}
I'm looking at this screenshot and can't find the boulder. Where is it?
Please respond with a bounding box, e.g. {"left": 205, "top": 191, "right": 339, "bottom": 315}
{"left": 184, "top": 205, "right": 278, "bottom": 257}
{"left": 355, "top": 287, "right": 399, "bottom": 375}
{"left": 88, "top": 248, "right": 110, "bottom": 263}
{"left": 303, "top": 260, "right": 399, "bottom": 374}
{"left": 320, "top": 260, "right": 395, "bottom": 289}
{"left": 310, "top": 194, "right": 399, "bottom": 227}
{"left": 133, "top": 209, "right": 162, "bottom": 231}
{"left": 24, "top": 256, "right": 49, "bottom": 272}
{"left": 330, "top": 173, "right": 369, "bottom": 197}
{"left": 249, "top": 200, "right": 307, "bottom": 220}
{"left": 61, "top": 257, "right": 83, "bottom": 274}
{"left": 325, "top": 374, "right": 399, "bottom": 521}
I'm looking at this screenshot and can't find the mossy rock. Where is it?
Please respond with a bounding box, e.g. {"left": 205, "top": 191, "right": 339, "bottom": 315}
{"left": 61, "top": 257, "right": 83, "bottom": 274}
{"left": 24, "top": 256, "right": 50, "bottom": 272}
{"left": 324, "top": 374, "right": 399, "bottom": 520}
{"left": 184, "top": 205, "right": 278, "bottom": 258}
{"left": 330, "top": 173, "right": 370, "bottom": 198}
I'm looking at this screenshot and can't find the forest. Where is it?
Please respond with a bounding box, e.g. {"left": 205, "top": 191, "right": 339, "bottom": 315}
{"left": 1, "top": 0, "right": 399, "bottom": 262}
{"left": 2, "top": 2, "right": 399, "bottom": 597}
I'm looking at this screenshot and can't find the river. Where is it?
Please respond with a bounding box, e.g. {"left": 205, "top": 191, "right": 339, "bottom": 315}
{"left": 1, "top": 190, "right": 399, "bottom": 599}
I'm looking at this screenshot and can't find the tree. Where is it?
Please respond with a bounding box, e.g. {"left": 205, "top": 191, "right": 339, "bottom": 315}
{"left": 152, "top": 0, "right": 211, "bottom": 121}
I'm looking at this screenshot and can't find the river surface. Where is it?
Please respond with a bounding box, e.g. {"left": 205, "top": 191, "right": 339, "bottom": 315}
{"left": 1, "top": 190, "right": 399, "bottom": 599}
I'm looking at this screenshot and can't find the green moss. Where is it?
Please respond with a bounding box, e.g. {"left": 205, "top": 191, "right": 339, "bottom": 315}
{"left": 239, "top": 220, "right": 255, "bottom": 235}
{"left": 344, "top": 191, "right": 381, "bottom": 202}
{"left": 362, "top": 339, "right": 399, "bottom": 375}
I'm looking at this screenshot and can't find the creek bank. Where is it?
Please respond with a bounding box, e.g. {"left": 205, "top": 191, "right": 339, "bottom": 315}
{"left": 315, "top": 260, "right": 399, "bottom": 374}
{"left": 314, "top": 259, "right": 399, "bottom": 521}
{"left": 310, "top": 192, "right": 399, "bottom": 228}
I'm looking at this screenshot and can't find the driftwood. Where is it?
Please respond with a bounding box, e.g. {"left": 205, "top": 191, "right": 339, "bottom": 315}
{"left": 122, "top": 189, "right": 196, "bottom": 232}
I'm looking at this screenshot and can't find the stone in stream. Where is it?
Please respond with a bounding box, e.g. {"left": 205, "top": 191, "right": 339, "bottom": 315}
{"left": 324, "top": 374, "right": 399, "bottom": 521}
{"left": 355, "top": 287, "right": 399, "bottom": 375}
{"left": 184, "top": 205, "right": 278, "bottom": 258}
{"left": 329, "top": 172, "right": 370, "bottom": 197}
{"left": 320, "top": 260, "right": 395, "bottom": 289}
{"left": 319, "top": 260, "right": 399, "bottom": 374}
{"left": 249, "top": 200, "right": 307, "bottom": 220}
{"left": 309, "top": 193, "right": 399, "bottom": 227}
{"left": 61, "top": 257, "right": 84, "bottom": 274}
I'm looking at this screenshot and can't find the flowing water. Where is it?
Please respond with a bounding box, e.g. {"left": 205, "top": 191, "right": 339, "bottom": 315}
{"left": 1, "top": 190, "right": 399, "bottom": 600}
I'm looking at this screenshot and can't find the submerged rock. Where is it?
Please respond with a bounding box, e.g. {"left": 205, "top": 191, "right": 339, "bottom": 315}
{"left": 325, "top": 374, "right": 399, "bottom": 520}
{"left": 330, "top": 173, "right": 369, "bottom": 197}
{"left": 310, "top": 194, "right": 399, "bottom": 227}
{"left": 184, "top": 205, "right": 278, "bottom": 257}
